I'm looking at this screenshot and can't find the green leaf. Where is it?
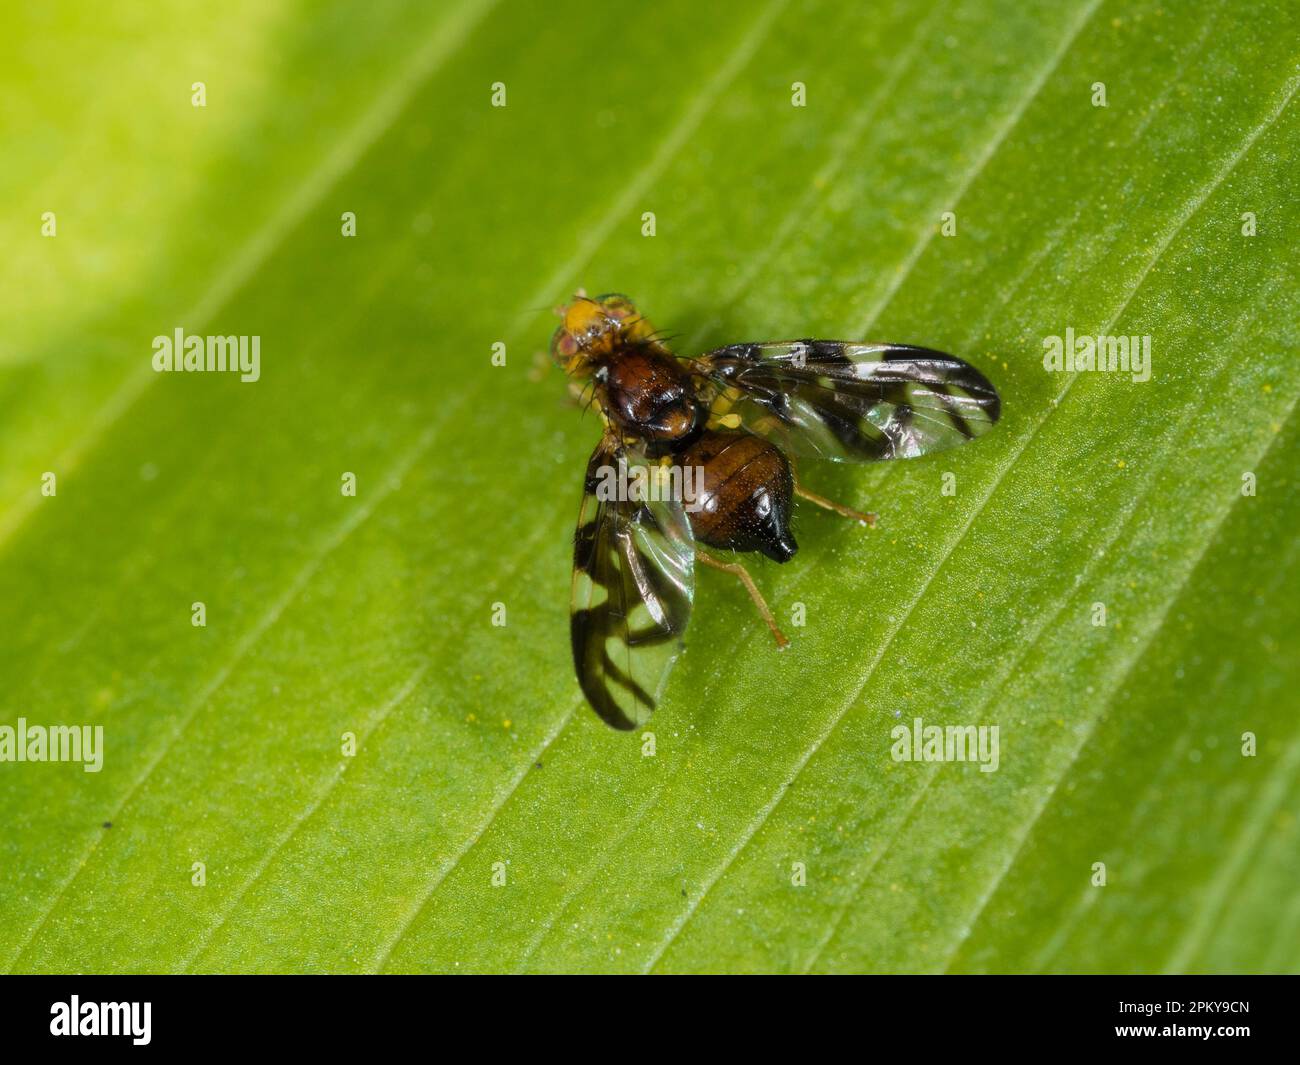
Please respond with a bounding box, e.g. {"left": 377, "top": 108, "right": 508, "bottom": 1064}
{"left": 2, "top": 0, "right": 1297, "bottom": 974}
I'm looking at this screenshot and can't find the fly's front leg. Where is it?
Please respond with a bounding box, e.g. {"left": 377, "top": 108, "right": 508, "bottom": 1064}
{"left": 696, "top": 548, "right": 789, "bottom": 649}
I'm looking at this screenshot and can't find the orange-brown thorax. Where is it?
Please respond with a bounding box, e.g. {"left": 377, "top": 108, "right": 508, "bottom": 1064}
{"left": 598, "top": 346, "right": 704, "bottom": 448}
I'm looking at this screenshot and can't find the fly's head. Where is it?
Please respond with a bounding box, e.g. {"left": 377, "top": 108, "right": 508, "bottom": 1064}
{"left": 550, "top": 292, "right": 654, "bottom": 376}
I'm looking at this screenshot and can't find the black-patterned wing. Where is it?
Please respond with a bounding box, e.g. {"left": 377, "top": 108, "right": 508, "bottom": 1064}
{"left": 571, "top": 438, "right": 695, "bottom": 730}
{"left": 699, "top": 341, "right": 1001, "bottom": 462}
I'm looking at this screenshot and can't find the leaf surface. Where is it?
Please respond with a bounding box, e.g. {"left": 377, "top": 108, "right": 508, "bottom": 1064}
{"left": 1, "top": 0, "right": 1297, "bottom": 973}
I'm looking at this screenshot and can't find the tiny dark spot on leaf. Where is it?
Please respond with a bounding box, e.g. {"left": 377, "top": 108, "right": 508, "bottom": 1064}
{"left": 534, "top": 761, "right": 543, "bottom": 769}
{"left": 102, "top": 821, "right": 112, "bottom": 829}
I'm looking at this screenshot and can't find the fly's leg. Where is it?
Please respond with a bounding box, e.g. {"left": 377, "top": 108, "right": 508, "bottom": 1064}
{"left": 696, "top": 549, "right": 790, "bottom": 649}
{"left": 786, "top": 455, "right": 876, "bottom": 526}
{"left": 793, "top": 478, "right": 877, "bottom": 527}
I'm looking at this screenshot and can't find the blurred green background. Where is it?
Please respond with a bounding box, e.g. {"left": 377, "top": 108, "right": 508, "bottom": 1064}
{"left": 0, "top": 0, "right": 1297, "bottom": 973}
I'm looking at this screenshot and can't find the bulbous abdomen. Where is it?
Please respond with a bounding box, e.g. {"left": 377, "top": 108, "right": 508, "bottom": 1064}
{"left": 680, "top": 430, "right": 797, "bottom": 563}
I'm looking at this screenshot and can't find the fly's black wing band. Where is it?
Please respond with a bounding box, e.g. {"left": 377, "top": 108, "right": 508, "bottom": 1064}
{"left": 570, "top": 437, "right": 695, "bottom": 729}
{"left": 699, "top": 341, "right": 1000, "bottom": 462}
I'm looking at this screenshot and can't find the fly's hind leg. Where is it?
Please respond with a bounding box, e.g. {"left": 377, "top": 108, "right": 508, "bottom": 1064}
{"left": 787, "top": 455, "right": 876, "bottom": 526}
{"left": 793, "top": 476, "right": 877, "bottom": 527}
{"left": 696, "top": 548, "right": 790, "bottom": 649}
{"left": 795, "top": 482, "right": 877, "bottom": 527}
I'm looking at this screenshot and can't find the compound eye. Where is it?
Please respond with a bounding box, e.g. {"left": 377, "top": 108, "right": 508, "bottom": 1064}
{"left": 550, "top": 324, "right": 579, "bottom": 363}
{"left": 595, "top": 293, "right": 638, "bottom": 321}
